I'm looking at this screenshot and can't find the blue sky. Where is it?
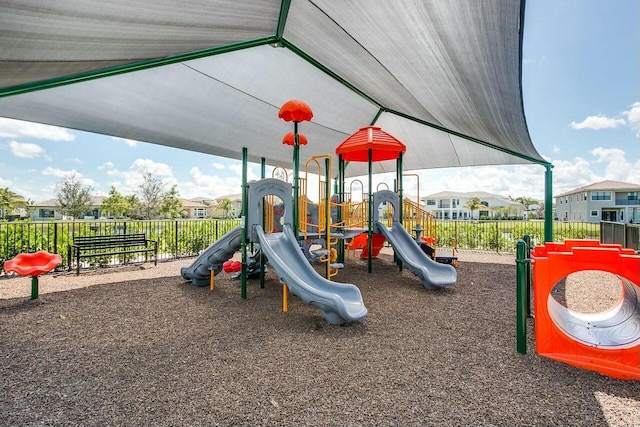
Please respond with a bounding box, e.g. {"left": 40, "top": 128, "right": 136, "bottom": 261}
{"left": 0, "top": 0, "right": 638, "bottom": 203}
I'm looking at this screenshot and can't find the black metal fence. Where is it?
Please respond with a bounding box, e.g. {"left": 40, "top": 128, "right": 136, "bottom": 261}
{"left": 0, "top": 218, "right": 241, "bottom": 273}
{"left": 435, "top": 220, "right": 601, "bottom": 253}
{"left": 1, "top": 218, "right": 603, "bottom": 274}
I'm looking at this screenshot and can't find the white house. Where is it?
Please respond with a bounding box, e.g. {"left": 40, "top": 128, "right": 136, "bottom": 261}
{"left": 422, "top": 191, "right": 526, "bottom": 220}
{"left": 555, "top": 180, "right": 640, "bottom": 223}
{"left": 31, "top": 197, "right": 105, "bottom": 220}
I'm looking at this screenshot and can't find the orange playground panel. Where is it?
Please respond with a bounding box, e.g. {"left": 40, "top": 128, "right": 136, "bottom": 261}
{"left": 531, "top": 239, "right": 640, "bottom": 380}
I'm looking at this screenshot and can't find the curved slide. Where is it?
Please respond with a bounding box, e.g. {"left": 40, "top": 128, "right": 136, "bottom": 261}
{"left": 375, "top": 221, "right": 457, "bottom": 290}
{"left": 255, "top": 224, "right": 368, "bottom": 325}
{"left": 181, "top": 225, "right": 243, "bottom": 287}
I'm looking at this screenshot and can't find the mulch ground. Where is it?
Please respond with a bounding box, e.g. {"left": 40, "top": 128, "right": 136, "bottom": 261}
{"left": 0, "top": 254, "right": 637, "bottom": 426}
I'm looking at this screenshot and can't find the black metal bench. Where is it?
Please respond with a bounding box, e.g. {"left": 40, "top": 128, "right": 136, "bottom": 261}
{"left": 68, "top": 234, "right": 158, "bottom": 275}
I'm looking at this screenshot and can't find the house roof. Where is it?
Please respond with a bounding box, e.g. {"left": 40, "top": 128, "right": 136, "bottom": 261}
{"left": 180, "top": 199, "right": 209, "bottom": 208}
{"left": 556, "top": 180, "right": 640, "bottom": 197}
{"left": 0, "top": 1, "right": 547, "bottom": 178}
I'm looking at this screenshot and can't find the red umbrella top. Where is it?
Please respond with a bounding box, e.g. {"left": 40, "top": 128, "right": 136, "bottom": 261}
{"left": 278, "top": 100, "right": 313, "bottom": 122}
{"left": 335, "top": 126, "right": 406, "bottom": 162}
{"left": 282, "top": 132, "right": 308, "bottom": 146}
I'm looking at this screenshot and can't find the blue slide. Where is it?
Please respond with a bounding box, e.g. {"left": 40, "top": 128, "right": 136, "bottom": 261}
{"left": 375, "top": 221, "right": 457, "bottom": 290}
{"left": 255, "top": 224, "right": 368, "bottom": 325}
{"left": 181, "top": 225, "right": 243, "bottom": 287}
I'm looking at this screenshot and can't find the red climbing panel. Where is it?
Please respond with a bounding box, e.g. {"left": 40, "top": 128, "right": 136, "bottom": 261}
{"left": 531, "top": 240, "right": 640, "bottom": 380}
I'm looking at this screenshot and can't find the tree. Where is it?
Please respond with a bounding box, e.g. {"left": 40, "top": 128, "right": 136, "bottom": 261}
{"left": 54, "top": 174, "right": 93, "bottom": 219}
{"left": 137, "top": 172, "right": 165, "bottom": 219}
{"left": 0, "top": 188, "right": 26, "bottom": 218}
{"left": 464, "top": 197, "right": 482, "bottom": 220}
{"left": 158, "top": 185, "right": 186, "bottom": 219}
{"left": 100, "top": 186, "right": 132, "bottom": 218}
{"left": 125, "top": 195, "right": 143, "bottom": 219}
{"left": 217, "top": 197, "right": 234, "bottom": 218}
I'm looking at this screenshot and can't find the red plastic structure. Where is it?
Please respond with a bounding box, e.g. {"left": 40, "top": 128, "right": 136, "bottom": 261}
{"left": 531, "top": 240, "right": 640, "bottom": 380}
{"left": 348, "top": 233, "right": 386, "bottom": 258}
{"left": 4, "top": 251, "right": 62, "bottom": 299}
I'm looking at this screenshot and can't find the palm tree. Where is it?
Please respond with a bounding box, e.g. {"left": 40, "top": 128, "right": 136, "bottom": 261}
{"left": 464, "top": 197, "right": 482, "bottom": 220}
{"left": 217, "top": 198, "right": 234, "bottom": 218}
{"left": 0, "top": 188, "right": 27, "bottom": 219}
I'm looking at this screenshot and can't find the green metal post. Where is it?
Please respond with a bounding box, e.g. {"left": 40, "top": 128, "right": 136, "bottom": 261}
{"left": 397, "top": 154, "right": 403, "bottom": 271}
{"left": 337, "top": 156, "right": 345, "bottom": 263}
{"left": 516, "top": 240, "right": 528, "bottom": 354}
{"left": 30, "top": 276, "right": 39, "bottom": 300}
{"left": 544, "top": 165, "right": 553, "bottom": 242}
{"left": 260, "top": 157, "right": 266, "bottom": 289}
{"left": 241, "top": 148, "right": 248, "bottom": 299}
{"left": 368, "top": 148, "right": 373, "bottom": 274}
{"left": 523, "top": 234, "right": 532, "bottom": 318}
{"left": 325, "top": 158, "right": 331, "bottom": 278}
{"left": 293, "top": 121, "right": 300, "bottom": 241}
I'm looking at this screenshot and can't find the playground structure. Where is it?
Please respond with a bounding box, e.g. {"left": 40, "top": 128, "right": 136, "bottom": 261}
{"left": 3, "top": 251, "right": 62, "bottom": 300}
{"left": 518, "top": 239, "right": 640, "bottom": 380}
{"left": 181, "top": 101, "right": 458, "bottom": 323}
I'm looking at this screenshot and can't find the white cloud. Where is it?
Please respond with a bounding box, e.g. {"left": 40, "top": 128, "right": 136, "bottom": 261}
{"left": 178, "top": 167, "right": 243, "bottom": 199}
{"left": 8, "top": 141, "right": 45, "bottom": 158}
{"left": 570, "top": 114, "right": 626, "bottom": 130}
{"left": 228, "top": 163, "right": 260, "bottom": 181}
{"left": 591, "top": 147, "right": 640, "bottom": 182}
{"left": 98, "top": 161, "right": 114, "bottom": 170}
{"left": 67, "top": 158, "right": 83, "bottom": 164}
{"left": 0, "top": 118, "right": 75, "bottom": 141}
{"left": 552, "top": 145, "right": 560, "bottom": 153}
{"left": 41, "top": 167, "right": 78, "bottom": 178}
{"left": 623, "top": 102, "right": 640, "bottom": 135}
{"left": 112, "top": 136, "right": 138, "bottom": 147}
{"left": 130, "top": 158, "right": 173, "bottom": 176}
{"left": 212, "top": 163, "right": 225, "bottom": 169}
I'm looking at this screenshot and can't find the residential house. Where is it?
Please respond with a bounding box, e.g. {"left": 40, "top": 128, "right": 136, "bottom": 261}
{"left": 423, "top": 191, "right": 525, "bottom": 220}
{"left": 210, "top": 194, "right": 243, "bottom": 218}
{"left": 31, "top": 197, "right": 105, "bottom": 220}
{"left": 555, "top": 180, "right": 640, "bottom": 223}
{"left": 181, "top": 199, "right": 210, "bottom": 219}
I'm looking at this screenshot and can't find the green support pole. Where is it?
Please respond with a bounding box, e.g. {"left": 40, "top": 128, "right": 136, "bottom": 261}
{"left": 523, "top": 234, "right": 532, "bottom": 318}
{"left": 325, "top": 158, "right": 331, "bottom": 278}
{"left": 544, "top": 165, "right": 553, "bottom": 243}
{"left": 30, "top": 276, "right": 39, "bottom": 300}
{"left": 337, "top": 156, "right": 345, "bottom": 263}
{"left": 260, "top": 157, "right": 266, "bottom": 289}
{"left": 293, "top": 121, "right": 300, "bottom": 241}
{"left": 241, "top": 147, "right": 248, "bottom": 299}
{"left": 368, "top": 148, "right": 373, "bottom": 274}
{"left": 397, "top": 154, "right": 403, "bottom": 271}
{"left": 516, "top": 240, "right": 528, "bottom": 354}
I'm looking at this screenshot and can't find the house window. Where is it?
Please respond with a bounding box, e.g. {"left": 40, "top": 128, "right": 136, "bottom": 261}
{"left": 628, "top": 192, "right": 638, "bottom": 201}
{"left": 426, "top": 199, "right": 435, "bottom": 206}
{"left": 39, "top": 209, "right": 55, "bottom": 218}
{"left": 452, "top": 212, "right": 458, "bottom": 219}
{"left": 583, "top": 192, "right": 587, "bottom": 201}
{"left": 591, "top": 191, "right": 611, "bottom": 201}
{"left": 193, "top": 208, "right": 207, "bottom": 218}
{"left": 590, "top": 210, "right": 598, "bottom": 217}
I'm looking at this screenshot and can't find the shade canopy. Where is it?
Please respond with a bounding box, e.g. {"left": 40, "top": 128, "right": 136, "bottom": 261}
{"left": 336, "top": 126, "right": 406, "bottom": 163}
{"left": 0, "top": 0, "right": 548, "bottom": 177}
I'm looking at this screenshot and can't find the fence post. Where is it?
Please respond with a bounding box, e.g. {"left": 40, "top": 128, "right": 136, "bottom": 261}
{"left": 523, "top": 234, "right": 532, "bottom": 318}
{"left": 516, "top": 240, "right": 528, "bottom": 354}
{"left": 495, "top": 221, "right": 499, "bottom": 253}
{"left": 53, "top": 222, "right": 58, "bottom": 255}
{"left": 174, "top": 220, "right": 179, "bottom": 258}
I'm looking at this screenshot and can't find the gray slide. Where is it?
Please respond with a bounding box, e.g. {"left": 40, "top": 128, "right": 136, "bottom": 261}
{"left": 255, "top": 224, "right": 368, "bottom": 325}
{"left": 181, "top": 225, "right": 243, "bottom": 287}
{"left": 375, "top": 221, "right": 457, "bottom": 290}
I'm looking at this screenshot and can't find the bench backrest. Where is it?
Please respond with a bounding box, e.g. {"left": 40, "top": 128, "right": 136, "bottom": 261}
{"left": 72, "top": 234, "right": 149, "bottom": 249}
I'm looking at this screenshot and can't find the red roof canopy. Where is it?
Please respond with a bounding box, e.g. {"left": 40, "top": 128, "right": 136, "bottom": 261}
{"left": 335, "top": 126, "right": 406, "bottom": 162}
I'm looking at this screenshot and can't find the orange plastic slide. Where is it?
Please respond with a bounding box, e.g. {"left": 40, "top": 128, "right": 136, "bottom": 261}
{"left": 348, "top": 233, "right": 386, "bottom": 258}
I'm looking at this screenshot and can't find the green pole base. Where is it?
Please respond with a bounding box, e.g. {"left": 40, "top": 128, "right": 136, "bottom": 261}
{"left": 30, "top": 276, "right": 39, "bottom": 300}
